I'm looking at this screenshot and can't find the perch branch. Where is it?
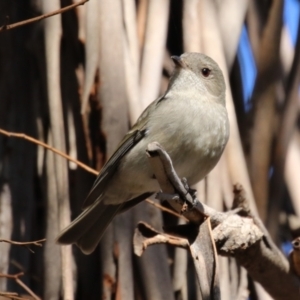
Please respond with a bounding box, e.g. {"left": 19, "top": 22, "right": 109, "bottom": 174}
{"left": 146, "top": 142, "right": 240, "bottom": 227}
{"left": 146, "top": 142, "right": 222, "bottom": 299}
{"left": 137, "top": 142, "right": 300, "bottom": 300}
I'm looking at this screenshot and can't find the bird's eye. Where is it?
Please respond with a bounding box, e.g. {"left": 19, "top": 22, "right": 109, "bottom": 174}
{"left": 201, "top": 68, "right": 211, "bottom": 77}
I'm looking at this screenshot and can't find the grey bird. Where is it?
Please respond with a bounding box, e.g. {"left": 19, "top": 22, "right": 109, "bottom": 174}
{"left": 57, "top": 52, "right": 230, "bottom": 254}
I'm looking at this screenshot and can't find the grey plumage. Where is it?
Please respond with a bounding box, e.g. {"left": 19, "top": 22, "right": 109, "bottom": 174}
{"left": 57, "top": 52, "right": 229, "bottom": 254}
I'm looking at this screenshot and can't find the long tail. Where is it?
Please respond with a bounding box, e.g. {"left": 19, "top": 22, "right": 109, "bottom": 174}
{"left": 56, "top": 200, "right": 123, "bottom": 254}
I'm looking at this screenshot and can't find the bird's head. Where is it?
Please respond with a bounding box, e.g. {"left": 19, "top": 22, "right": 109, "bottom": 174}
{"left": 169, "top": 52, "right": 226, "bottom": 104}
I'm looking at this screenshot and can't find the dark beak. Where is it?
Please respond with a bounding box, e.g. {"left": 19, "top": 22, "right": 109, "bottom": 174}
{"left": 171, "top": 56, "right": 184, "bottom": 68}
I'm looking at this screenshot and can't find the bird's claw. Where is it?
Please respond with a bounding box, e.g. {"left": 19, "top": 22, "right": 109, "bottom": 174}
{"left": 181, "top": 177, "right": 198, "bottom": 206}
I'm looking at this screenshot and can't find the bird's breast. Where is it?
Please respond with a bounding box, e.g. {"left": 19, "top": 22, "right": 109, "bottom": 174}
{"left": 148, "top": 99, "right": 229, "bottom": 184}
{"left": 105, "top": 97, "right": 229, "bottom": 204}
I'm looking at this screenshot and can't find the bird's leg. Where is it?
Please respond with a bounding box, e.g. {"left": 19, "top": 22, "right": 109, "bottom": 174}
{"left": 181, "top": 177, "right": 198, "bottom": 206}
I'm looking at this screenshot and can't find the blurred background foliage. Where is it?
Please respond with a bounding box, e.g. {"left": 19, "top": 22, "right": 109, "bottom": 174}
{"left": 0, "top": 0, "right": 299, "bottom": 299}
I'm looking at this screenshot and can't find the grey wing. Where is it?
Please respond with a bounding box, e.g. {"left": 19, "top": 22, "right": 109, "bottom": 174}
{"left": 57, "top": 95, "right": 167, "bottom": 253}
{"left": 82, "top": 94, "right": 166, "bottom": 209}
{"left": 134, "top": 94, "right": 165, "bottom": 125}
{"left": 82, "top": 128, "right": 148, "bottom": 209}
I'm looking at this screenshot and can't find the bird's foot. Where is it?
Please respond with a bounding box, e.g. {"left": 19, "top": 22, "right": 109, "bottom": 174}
{"left": 181, "top": 177, "right": 198, "bottom": 206}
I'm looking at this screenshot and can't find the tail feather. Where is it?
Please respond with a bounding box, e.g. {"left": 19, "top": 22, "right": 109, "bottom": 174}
{"left": 76, "top": 204, "right": 122, "bottom": 254}
{"left": 57, "top": 193, "right": 151, "bottom": 254}
{"left": 56, "top": 200, "right": 121, "bottom": 251}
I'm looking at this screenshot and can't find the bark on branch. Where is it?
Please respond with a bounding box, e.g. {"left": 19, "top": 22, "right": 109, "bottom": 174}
{"left": 134, "top": 142, "right": 300, "bottom": 300}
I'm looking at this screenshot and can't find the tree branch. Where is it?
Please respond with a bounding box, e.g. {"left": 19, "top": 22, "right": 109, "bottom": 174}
{"left": 137, "top": 142, "right": 300, "bottom": 300}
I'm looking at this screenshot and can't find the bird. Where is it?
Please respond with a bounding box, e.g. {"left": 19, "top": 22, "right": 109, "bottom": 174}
{"left": 57, "top": 52, "right": 230, "bottom": 254}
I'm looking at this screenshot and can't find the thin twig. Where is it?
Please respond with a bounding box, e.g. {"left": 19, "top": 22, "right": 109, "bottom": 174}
{"left": 0, "top": 291, "right": 29, "bottom": 300}
{"left": 0, "top": 273, "right": 41, "bottom": 300}
{"left": 0, "top": 238, "right": 46, "bottom": 247}
{"left": 0, "top": 239, "right": 46, "bottom": 253}
{"left": 0, "top": 0, "right": 89, "bottom": 32}
{"left": 145, "top": 198, "right": 187, "bottom": 220}
{"left": 0, "top": 272, "right": 24, "bottom": 279}
{"left": 134, "top": 222, "right": 190, "bottom": 256}
{"left": 15, "top": 278, "right": 41, "bottom": 300}
{"left": 0, "top": 128, "right": 98, "bottom": 175}
{"left": 0, "top": 238, "right": 46, "bottom": 253}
